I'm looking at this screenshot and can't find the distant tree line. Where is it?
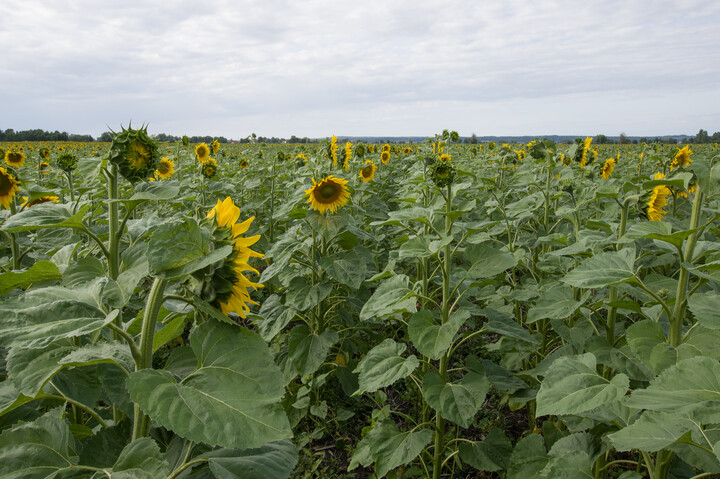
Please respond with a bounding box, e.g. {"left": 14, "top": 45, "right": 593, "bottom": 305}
{"left": 0, "top": 128, "right": 94, "bottom": 142}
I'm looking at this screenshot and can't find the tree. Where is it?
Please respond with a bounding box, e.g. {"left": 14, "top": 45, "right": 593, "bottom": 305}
{"left": 695, "top": 129, "right": 710, "bottom": 143}
{"left": 619, "top": 133, "right": 630, "bottom": 145}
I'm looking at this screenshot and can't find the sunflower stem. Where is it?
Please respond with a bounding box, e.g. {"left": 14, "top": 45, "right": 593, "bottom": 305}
{"left": 132, "top": 277, "right": 167, "bottom": 440}
{"left": 669, "top": 188, "right": 704, "bottom": 347}
{"left": 8, "top": 202, "right": 21, "bottom": 269}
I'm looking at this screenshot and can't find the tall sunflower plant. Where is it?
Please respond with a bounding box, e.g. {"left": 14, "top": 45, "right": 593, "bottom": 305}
{"left": 0, "top": 126, "right": 297, "bottom": 478}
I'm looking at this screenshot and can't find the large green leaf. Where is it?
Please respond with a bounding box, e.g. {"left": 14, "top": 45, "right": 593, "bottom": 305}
{"left": 0, "top": 408, "right": 75, "bottom": 479}
{"left": 0, "top": 300, "right": 118, "bottom": 349}
{"left": 1, "top": 203, "right": 90, "bottom": 232}
{"left": 608, "top": 410, "right": 699, "bottom": 452}
{"left": 626, "top": 357, "right": 720, "bottom": 418}
{"left": 507, "top": 434, "right": 548, "bottom": 479}
{"left": 0, "top": 380, "right": 42, "bottom": 416}
{"left": 92, "top": 437, "right": 169, "bottom": 479}
{"left": 464, "top": 243, "right": 518, "bottom": 279}
{"left": 359, "top": 275, "right": 416, "bottom": 321}
{"left": 258, "top": 226, "right": 303, "bottom": 283}
{"left": 526, "top": 285, "right": 590, "bottom": 323}
{"left": 408, "top": 309, "right": 467, "bottom": 360}
{"left": 129, "top": 181, "right": 180, "bottom": 201}
{"left": 535, "top": 353, "right": 629, "bottom": 417}
{"left": 422, "top": 370, "right": 489, "bottom": 428}
{"left": 146, "top": 217, "right": 233, "bottom": 279}
{"left": 252, "top": 294, "right": 297, "bottom": 342}
{"left": 484, "top": 308, "right": 539, "bottom": 344}
{"left": 287, "top": 325, "right": 338, "bottom": 376}
{"left": 561, "top": 249, "right": 635, "bottom": 289}
{"left": 126, "top": 319, "right": 291, "bottom": 450}
{"left": 0, "top": 260, "right": 62, "bottom": 295}
{"left": 6, "top": 340, "right": 75, "bottom": 396}
{"left": 201, "top": 439, "right": 298, "bottom": 479}
{"left": 284, "top": 278, "right": 332, "bottom": 312}
{"left": 319, "top": 252, "right": 367, "bottom": 289}
{"left": 366, "top": 421, "right": 432, "bottom": 478}
{"left": 625, "top": 320, "right": 676, "bottom": 374}
{"left": 458, "top": 428, "right": 512, "bottom": 472}
{"left": 688, "top": 291, "right": 720, "bottom": 330}
{"left": 353, "top": 339, "right": 419, "bottom": 395}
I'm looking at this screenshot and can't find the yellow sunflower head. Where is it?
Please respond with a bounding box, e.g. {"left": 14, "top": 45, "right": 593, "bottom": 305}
{"left": 239, "top": 158, "right": 248, "bottom": 168}
{"left": 403, "top": 147, "right": 412, "bottom": 155}
{"left": 381, "top": 150, "right": 391, "bottom": 164}
{"left": 0, "top": 166, "right": 20, "bottom": 209}
{"left": 5, "top": 151, "right": 25, "bottom": 168}
{"left": 155, "top": 157, "right": 175, "bottom": 179}
{"left": 39, "top": 148, "right": 50, "bottom": 159}
{"left": 195, "top": 143, "right": 210, "bottom": 162}
{"left": 305, "top": 175, "right": 350, "bottom": 214}
{"left": 670, "top": 145, "right": 692, "bottom": 170}
{"left": 201, "top": 197, "right": 263, "bottom": 317}
{"left": 438, "top": 153, "right": 451, "bottom": 163}
{"left": 645, "top": 185, "right": 671, "bottom": 221}
{"left": 211, "top": 139, "right": 220, "bottom": 154}
{"left": 21, "top": 195, "right": 59, "bottom": 208}
{"left": 359, "top": 160, "right": 377, "bottom": 183}
{"left": 38, "top": 161, "right": 52, "bottom": 175}
{"left": 201, "top": 158, "right": 218, "bottom": 179}
{"left": 601, "top": 157, "right": 616, "bottom": 179}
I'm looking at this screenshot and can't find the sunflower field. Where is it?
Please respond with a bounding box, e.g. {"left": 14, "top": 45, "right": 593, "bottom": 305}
{"left": 1, "top": 128, "right": 719, "bottom": 479}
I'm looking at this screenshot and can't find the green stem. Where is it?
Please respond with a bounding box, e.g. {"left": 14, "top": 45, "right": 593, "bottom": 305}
{"left": 605, "top": 199, "right": 630, "bottom": 376}
{"left": 107, "top": 165, "right": 120, "bottom": 281}
{"left": 132, "top": 277, "right": 168, "bottom": 440}
{"left": 8, "top": 202, "right": 21, "bottom": 269}
{"left": 45, "top": 392, "right": 109, "bottom": 428}
{"left": 669, "top": 189, "right": 704, "bottom": 347}
{"left": 67, "top": 171, "right": 76, "bottom": 203}
{"left": 166, "top": 458, "right": 209, "bottom": 479}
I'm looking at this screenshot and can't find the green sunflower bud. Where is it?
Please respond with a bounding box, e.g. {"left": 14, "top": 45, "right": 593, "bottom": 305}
{"left": 108, "top": 124, "right": 160, "bottom": 183}
{"left": 182, "top": 135, "right": 189, "bottom": 146}
{"left": 57, "top": 152, "right": 78, "bottom": 172}
{"left": 430, "top": 162, "right": 456, "bottom": 187}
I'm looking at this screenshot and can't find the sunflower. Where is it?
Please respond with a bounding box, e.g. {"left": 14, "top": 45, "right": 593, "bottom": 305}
{"left": 0, "top": 167, "right": 20, "bottom": 209}
{"left": 359, "top": 160, "right": 377, "bottom": 182}
{"left": 438, "top": 153, "right": 451, "bottom": 163}
{"left": 195, "top": 143, "right": 210, "bottom": 162}
{"left": 203, "top": 197, "right": 263, "bottom": 317}
{"left": 57, "top": 153, "right": 77, "bottom": 172}
{"left": 155, "top": 157, "right": 175, "bottom": 179}
{"left": 381, "top": 150, "right": 391, "bottom": 164}
{"left": 403, "top": 147, "right": 412, "bottom": 155}
{"left": 305, "top": 175, "right": 350, "bottom": 214}
{"left": 239, "top": 158, "right": 248, "bottom": 168}
{"left": 382, "top": 143, "right": 390, "bottom": 152}
{"left": 5, "top": 151, "right": 25, "bottom": 168}
{"left": 38, "top": 161, "right": 52, "bottom": 175}
{"left": 211, "top": 139, "right": 220, "bottom": 154}
{"left": 21, "top": 195, "right": 59, "bottom": 207}
{"left": 670, "top": 145, "right": 692, "bottom": 170}
{"left": 201, "top": 158, "right": 218, "bottom": 179}
{"left": 39, "top": 148, "right": 50, "bottom": 159}
{"left": 344, "top": 142, "right": 353, "bottom": 170}
{"left": 330, "top": 135, "right": 339, "bottom": 167}
{"left": 108, "top": 124, "right": 160, "bottom": 183}
{"left": 646, "top": 184, "right": 671, "bottom": 221}
{"left": 601, "top": 157, "right": 616, "bottom": 179}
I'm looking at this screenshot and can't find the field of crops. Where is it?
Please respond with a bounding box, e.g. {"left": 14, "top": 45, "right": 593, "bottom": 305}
{"left": 1, "top": 127, "right": 719, "bottom": 478}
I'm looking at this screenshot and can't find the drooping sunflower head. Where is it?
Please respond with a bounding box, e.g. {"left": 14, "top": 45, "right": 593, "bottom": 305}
{"left": 182, "top": 135, "right": 190, "bottom": 146}
{"left": 601, "top": 157, "right": 616, "bottom": 179}
{"left": 195, "top": 143, "right": 210, "bottom": 162}
{"left": 21, "top": 195, "right": 59, "bottom": 208}
{"left": 359, "top": 160, "right": 377, "bottom": 183}
{"left": 108, "top": 124, "right": 160, "bottom": 183}
{"left": 211, "top": 139, "right": 220, "bottom": 154}
{"left": 305, "top": 175, "right": 350, "bottom": 214}
{"left": 39, "top": 148, "right": 50, "bottom": 160}
{"left": 155, "top": 157, "right": 175, "bottom": 179}
{"left": 201, "top": 158, "right": 218, "bottom": 179}
{"left": 0, "top": 166, "right": 20, "bottom": 209}
{"left": 239, "top": 158, "right": 249, "bottom": 169}
{"left": 355, "top": 144, "right": 366, "bottom": 158}
{"left": 190, "top": 197, "right": 263, "bottom": 318}
{"left": 5, "top": 151, "right": 25, "bottom": 168}
{"left": 430, "top": 162, "right": 456, "bottom": 188}
{"left": 38, "top": 161, "right": 52, "bottom": 175}
{"left": 670, "top": 145, "right": 692, "bottom": 170}
{"left": 381, "top": 150, "right": 391, "bottom": 164}
{"left": 438, "top": 153, "right": 452, "bottom": 163}
{"left": 643, "top": 184, "right": 671, "bottom": 221}
{"left": 56, "top": 153, "right": 77, "bottom": 172}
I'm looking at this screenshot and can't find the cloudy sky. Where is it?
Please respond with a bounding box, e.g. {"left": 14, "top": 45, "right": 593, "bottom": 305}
{"left": 1, "top": 0, "right": 719, "bottom": 139}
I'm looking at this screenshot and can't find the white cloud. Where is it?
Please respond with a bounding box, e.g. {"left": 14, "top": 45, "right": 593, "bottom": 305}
{"left": 1, "top": 0, "right": 719, "bottom": 137}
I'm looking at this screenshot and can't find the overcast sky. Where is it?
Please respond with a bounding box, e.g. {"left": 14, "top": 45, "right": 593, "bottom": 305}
{"left": 1, "top": 0, "right": 719, "bottom": 139}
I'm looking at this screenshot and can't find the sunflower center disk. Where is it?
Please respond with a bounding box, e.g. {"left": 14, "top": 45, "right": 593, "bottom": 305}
{"left": 0, "top": 173, "right": 11, "bottom": 193}
{"left": 319, "top": 184, "right": 338, "bottom": 200}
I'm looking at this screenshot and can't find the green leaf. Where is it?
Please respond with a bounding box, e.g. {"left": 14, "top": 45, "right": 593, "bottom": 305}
{"left": 626, "top": 357, "right": 720, "bottom": 417}
{"left": 0, "top": 380, "right": 42, "bottom": 416}
{"left": 561, "top": 249, "right": 635, "bottom": 289}
{"left": 1, "top": 203, "right": 90, "bottom": 232}
{"left": 0, "top": 300, "right": 118, "bottom": 349}
{"left": 0, "top": 408, "right": 74, "bottom": 479}
{"left": 63, "top": 257, "right": 106, "bottom": 287}
{"left": 459, "top": 428, "right": 512, "bottom": 472}
{"left": 408, "top": 309, "right": 467, "bottom": 360}
{"left": 259, "top": 226, "right": 303, "bottom": 283}
{"left": 129, "top": 181, "right": 180, "bottom": 201}
{"left": 319, "top": 252, "right": 367, "bottom": 289}
{"left": 507, "top": 434, "right": 548, "bottom": 479}
{"left": 152, "top": 315, "right": 188, "bottom": 353}
{"left": 359, "top": 274, "right": 416, "bottom": 321}
{"left": 370, "top": 207, "right": 433, "bottom": 226}
{"left": 287, "top": 325, "right": 338, "bottom": 376}
{"left": 79, "top": 421, "right": 132, "bottom": 468}
{"left": 535, "top": 353, "right": 629, "bottom": 416}
{"left": 95, "top": 437, "right": 169, "bottom": 479}
{"left": 688, "top": 291, "right": 720, "bottom": 330}
{"left": 527, "top": 285, "right": 590, "bottom": 323}
{"left": 608, "top": 410, "right": 698, "bottom": 452}
{"left": 422, "top": 371, "right": 489, "bottom": 428}
{"left": 147, "top": 217, "right": 233, "bottom": 279}
{"left": 353, "top": 339, "right": 419, "bottom": 395}
{"left": 464, "top": 244, "right": 518, "bottom": 279}
{"left": 202, "top": 439, "right": 298, "bottom": 479}
{"left": 284, "top": 278, "right": 332, "bottom": 312}
{"left": 126, "top": 319, "right": 291, "bottom": 450}
{"left": 626, "top": 320, "right": 676, "bottom": 374}
{"left": 252, "top": 294, "right": 297, "bottom": 342}
{"left": 397, "top": 236, "right": 431, "bottom": 259}
{"left": 366, "top": 421, "right": 432, "bottom": 478}
{"left": 6, "top": 340, "right": 75, "bottom": 396}
{"left": 78, "top": 156, "right": 107, "bottom": 183}
{"left": 0, "top": 261, "right": 62, "bottom": 295}
{"left": 484, "top": 308, "right": 539, "bottom": 344}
